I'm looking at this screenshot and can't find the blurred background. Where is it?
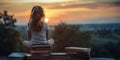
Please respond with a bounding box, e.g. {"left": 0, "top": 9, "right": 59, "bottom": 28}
{"left": 0, "top": 0, "right": 120, "bottom": 60}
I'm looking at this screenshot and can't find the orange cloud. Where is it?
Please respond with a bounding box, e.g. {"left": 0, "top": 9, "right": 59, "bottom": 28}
{"left": 1, "top": 0, "right": 120, "bottom": 25}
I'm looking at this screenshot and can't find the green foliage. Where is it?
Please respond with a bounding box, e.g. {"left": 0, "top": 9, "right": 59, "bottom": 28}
{"left": 0, "top": 26, "right": 23, "bottom": 56}
{"left": 52, "top": 22, "right": 91, "bottom": 52}
{"left": 91, "top": 40, "right": 120, "bottom": 58}
{"left": 96, "top": 29, "right": 111, "bottom": 38}
{"left": 0, "top": 11, "right": 23, "bottom": 56}
{"left": 91, "top": 28, "right": 120, "bottom": 58}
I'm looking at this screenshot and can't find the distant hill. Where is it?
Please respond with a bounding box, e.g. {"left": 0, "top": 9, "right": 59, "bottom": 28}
{"left": 50, "top": 23, "right": 120, "bottom": 31}
{"left": 15, "top": 23, "right": 120, "bottom": 40}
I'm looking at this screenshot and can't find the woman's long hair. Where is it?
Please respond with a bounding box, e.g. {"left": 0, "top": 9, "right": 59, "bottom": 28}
{"left": 28, "top": 6, "right": 45, "bottom": 32}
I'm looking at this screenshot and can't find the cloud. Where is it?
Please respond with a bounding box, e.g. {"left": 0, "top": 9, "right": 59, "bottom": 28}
{"left": 1, "top": 0, "right": 120, "bottom": 12}
{"left": 46, "top": 1, "right": 98, "bottom": 9}
{"left": 107, "top": 1, "right": 120, "bottom": 6}
{"left": 0, "top": 3, "right": 50, "bottom": 12}
{"left": 0, "top": 0, "right": 120, "bottom": 25}
{"left": 45, "top": 0, "right": 120, "bottom": 9}
{"left": 0, "top": 3, "right": 30, "bottom": 12}
{"left": 0, "top": 0, "right": 74, "bottom": 3}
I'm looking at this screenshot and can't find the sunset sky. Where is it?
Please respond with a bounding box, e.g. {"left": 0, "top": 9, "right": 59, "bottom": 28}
{"left": 0, "top": 0, "right": 120, "bottom": 25}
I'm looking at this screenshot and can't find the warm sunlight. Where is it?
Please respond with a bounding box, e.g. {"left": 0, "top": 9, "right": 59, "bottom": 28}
{"left": 44, "top": 18, "right": 49, "bottom": 23}
{"left": 1, "top": 0, "right": 120, "bottom": 25}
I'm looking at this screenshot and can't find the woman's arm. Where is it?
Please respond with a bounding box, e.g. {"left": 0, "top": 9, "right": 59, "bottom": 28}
{"left": 28, "top": 30, "right": 31, "bottom": 41}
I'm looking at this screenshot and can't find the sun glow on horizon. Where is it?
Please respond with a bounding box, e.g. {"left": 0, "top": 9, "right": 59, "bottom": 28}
{"left": 1, "top": 0, "right": 119, "bottom": 25}
{"left": 44, "top": 18, "right": 49, "bottom": 23}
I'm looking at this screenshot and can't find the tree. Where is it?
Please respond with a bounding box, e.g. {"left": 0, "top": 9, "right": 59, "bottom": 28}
{"left": 0, "top": 11, "right": 23, "bottom": 56}
{"left": 52, "top": 22, "right": 91, "bottom": 52}
{"left": 0, "top": 26, "right": 23, "bottom": 56}
{"left": 0, "top": 10, "right": 16, "bottom": 27}
{"left": 91, "top": 40, "right": 120, "bottom": 58}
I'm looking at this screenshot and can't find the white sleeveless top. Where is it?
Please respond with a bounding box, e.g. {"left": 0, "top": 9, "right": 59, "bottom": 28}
{"left": 28, "top": 23, "right": 49, "bottom": 46}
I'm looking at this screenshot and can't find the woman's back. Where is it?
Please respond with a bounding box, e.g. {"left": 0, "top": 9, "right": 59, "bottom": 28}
{"left": 29, "top": 22, "right": 49, "bottom": 46}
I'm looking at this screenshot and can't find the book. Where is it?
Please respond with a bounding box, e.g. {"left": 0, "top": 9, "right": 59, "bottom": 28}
{"left": 8, "top": 53, "right": 26, "bottom": 60}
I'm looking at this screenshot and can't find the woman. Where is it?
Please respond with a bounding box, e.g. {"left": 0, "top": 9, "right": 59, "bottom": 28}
{"left": 23, "top": 6, "right": 51, "bottom": 52}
